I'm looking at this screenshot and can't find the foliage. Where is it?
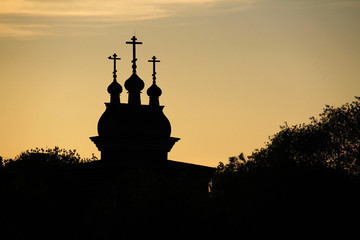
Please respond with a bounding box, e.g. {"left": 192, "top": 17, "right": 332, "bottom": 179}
{"left": 3, "top": 146, "right": 98, "bottom": 168}
{"left": 210, "top": 97, "right": 360, "bottom": 234}
{"left": 217, "top": 96, "right": 360, "bottom": 175}
{"left": 0, "top": 147, "right": 97, "bottom": 204}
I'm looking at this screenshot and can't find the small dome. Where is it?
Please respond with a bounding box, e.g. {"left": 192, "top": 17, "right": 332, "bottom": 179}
{"left": 107, "top": 81, "right": 122, "bottom": 95}
{"left": 125, "top": 73, "right": 144, "bottom": 92}
{"left": 147, "top": 82, "right": 162, "bottom": 97}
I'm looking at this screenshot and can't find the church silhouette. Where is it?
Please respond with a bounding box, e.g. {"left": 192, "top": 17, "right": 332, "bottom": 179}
{"left": 90, "top": 36, "right": 180, "bottom": 163}
{"left": 86, "top": 35, "right": 214, "bottom": 192}
{"left": 88, "top": 36, "right": 211, "bottom": 170}
{"left": 65, "top": 36, "right": 214, "bottom": 235}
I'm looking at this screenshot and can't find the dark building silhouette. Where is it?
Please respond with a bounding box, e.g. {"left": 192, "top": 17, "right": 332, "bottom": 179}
{"left": 90, "top": 36, "right": 180, "bottom": 162}
{"left": 89, "top": 35, "right": 213, "bottom": 176}
{"left": 86, "top": 37, "right": 215, "bottom": 233}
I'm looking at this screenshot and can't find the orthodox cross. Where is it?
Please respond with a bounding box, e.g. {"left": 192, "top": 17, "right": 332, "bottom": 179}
{"left": 108, "top": 53, "right": 121, "bottom": 81}
{"left": 148, "top": 56, "right": 160, "bottom": 83}
{"left": 126, "top": 36, "right": 143, "bottom": 73}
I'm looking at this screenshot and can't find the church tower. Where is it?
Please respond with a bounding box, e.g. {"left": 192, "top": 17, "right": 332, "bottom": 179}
{"left": 90, "top": 36, "right": 180, "bottom": 163}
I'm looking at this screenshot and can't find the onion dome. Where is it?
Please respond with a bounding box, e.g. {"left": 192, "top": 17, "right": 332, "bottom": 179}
{"left": 147, "top": 82, "right": 162, "bottom": 98}
{"left": 147, "top": 56, "right": 162, "bottom": 107}
{"left": 107, "top": 53, "right": 122, "bottom": 104}
{"left": 124, "top": 73, "right": 145, "bottom": 106}
{"left": 124, "top": 73, "right": 145, "bottom": 92}
{"left": 107, "top": 80, "right": 122, "bottom": 95}
{"left": 107, "top": 81, "right": 122, "bottom": 104}
{"left": 124, "top": 36, "right": 144, "bottom": 106}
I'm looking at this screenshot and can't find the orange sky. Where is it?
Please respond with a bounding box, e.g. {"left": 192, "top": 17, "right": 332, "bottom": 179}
{"left": 1, "top": 0, "right": 360, "bottom": 167}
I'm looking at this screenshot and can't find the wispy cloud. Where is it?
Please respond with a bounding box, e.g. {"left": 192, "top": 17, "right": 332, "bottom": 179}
{"left": 4, "top": 0, "right": 358, "bottom": 39}
{"left": 0, "top": 22, "right": 50, "bottom": 39}
{"left": 0, "top": 0, "right": 171, "bottom": 17}
{"left": 0, "top": 0, "right": 224, "bottom": 38}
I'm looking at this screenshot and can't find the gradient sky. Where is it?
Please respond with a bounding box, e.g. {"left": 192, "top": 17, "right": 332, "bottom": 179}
{"left": 1, "top": 0, "right": 360, "bottom": 167}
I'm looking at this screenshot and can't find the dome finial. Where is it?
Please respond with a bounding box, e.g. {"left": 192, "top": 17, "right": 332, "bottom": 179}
{"left": 125, "top": 36, "right": 144, "bottom": 106}
{"left": 126, "top": 36, "right": 143, "bottom": 74}
{"left": 107, "top": 53, "right": 122, "bottom": 103}
{"left": 148, "top": 56, "right": 160, "bottom": 84}
{"left": 108, "top": 53, "right": 121, "bottom": 82}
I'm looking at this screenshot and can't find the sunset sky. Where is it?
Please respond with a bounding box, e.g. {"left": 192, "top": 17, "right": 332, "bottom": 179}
{"left": 1, "top": 0, "right": 360, "bottom": 167}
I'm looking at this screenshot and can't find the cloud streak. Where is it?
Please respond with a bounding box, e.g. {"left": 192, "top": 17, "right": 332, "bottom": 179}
{"left": 1, "top": 0, "right": 170, "bottom": 17}
{"left": 2, "top": 0, "right": 358, "bottom": 39}
{"left": 0, "top": 0, "right": 224, "bottom": 38}
{"left": 0, "top": 22, "right": 50, "bottom": 39}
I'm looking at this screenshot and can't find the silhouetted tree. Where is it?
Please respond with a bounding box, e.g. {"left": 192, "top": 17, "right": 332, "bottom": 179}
{"left": 0, "top": 147, "right": 100, "bottom": 239}
{"left": 4, "top": 146, "right": 97, "bottom": 168}
{"left": 245, "top": 97, "right": 360, "bottom": 174}
{"left": 210, "top": 97, "right": 360, "bottom": 235}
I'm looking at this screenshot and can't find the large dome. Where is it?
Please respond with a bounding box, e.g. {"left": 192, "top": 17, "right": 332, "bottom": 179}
{"left": 97, "top": 105, "right": 171, "bottom": 139}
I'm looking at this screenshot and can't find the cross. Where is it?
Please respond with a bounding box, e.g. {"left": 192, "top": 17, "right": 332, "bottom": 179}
{"left": 126, "top": 36, "right": 143, "bottom": 73}
{"left": 108, "top": 53, "right": 121, "bottom": 81}
{"left": 148, "top": 56, "right": 160, "bottom": 83}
